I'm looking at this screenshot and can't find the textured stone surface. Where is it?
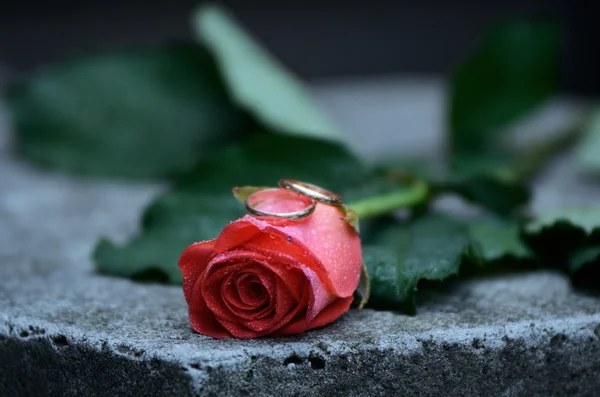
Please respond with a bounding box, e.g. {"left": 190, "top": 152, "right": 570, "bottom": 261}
{"left": 1, "top": 78, "right": 600, "bottom": 396}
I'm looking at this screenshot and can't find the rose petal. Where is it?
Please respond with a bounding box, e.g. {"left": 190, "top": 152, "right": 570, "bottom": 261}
{"left": 242, "top": 234, "right": 351, "bottom": 334}
{"left": 245, "top": 277, "right": 300, "bottom": 333}
{"left": 302, "top": 266, "right": 337, "bottom": 321}
{"left": 277, "top": 203, "right": 362, "bottom": 298}
{"left": 237, "top": 188, "right": 361, "bottom": 298}
{"left": 274, "top": 285, "right": 311, "bottom": 336}
{"left": 235, "top": 274, "right": 268, "bottom": 307}
{"left": 204, "top": 257, "right": 277, "bottom": 324}
{"left": 228, "top": 216, "right": 335, "bottom": 293}
{"left": 232, "top": 198, "right": 362, "bottom": 298}
{"left": 203, "top": 248, "right": 312, "bottom": 337}
{"left": 212, "top": 236, "right": 344, "bottom": 336}
{"left": 215, "top": 317, "right": 261, "bottom": 339}
{"left": 222, "top": 273, "right": 257, "bottom": 311}
{"left": 222, "top": 272, "right": 273, "bottom": 321}
{"left": 275, "top": 296, "right": 353, "bottom": 337}
{"left": 179, "top": 239, "right": 216, "bottom": 304}
{"left": 242, "top": 235, "right": 308, "bottom": 301}
{"left": 221, "top": 270, "right": 269, "bottom": 319}
{"left": 307, "top": 296, "right": 354, "bottom": 330}
{"left": 213, "top": 220, "right": 262, "bottom": 254}
{"left": 188, "top": 275, "right": 229, "bottom": 338}
{"left": 273, "top": 266, "right": 338, "bottom": 336}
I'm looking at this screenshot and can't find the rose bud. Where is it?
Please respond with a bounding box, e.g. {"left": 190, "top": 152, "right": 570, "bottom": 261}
{"left": 179, "top": 187, "right": 362, "bottom": 338}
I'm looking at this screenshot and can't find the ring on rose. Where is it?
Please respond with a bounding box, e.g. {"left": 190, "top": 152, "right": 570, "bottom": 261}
{"left": 278, "top": 179, "right": 343, "bottom": 206}
{"left": 244, "top": 180, "right": 343, "bottom": 220}
{"left": 244, "top": 188, "right": 316, "bottom": 220}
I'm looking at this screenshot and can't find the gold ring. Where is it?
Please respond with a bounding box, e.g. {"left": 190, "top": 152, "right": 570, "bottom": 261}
{"left": 278, "top": 179, "right": 343, "bottom": 206}
{"left": 245, "top": 188, "right": 316, "bottom": 220}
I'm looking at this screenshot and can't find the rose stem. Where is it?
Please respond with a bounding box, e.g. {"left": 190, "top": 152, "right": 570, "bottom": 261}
{"left": 348, "top": 115, "right": 587, "bottom": 220}
{"left": 348, "top": 179, "right": 430, "bottom": 220}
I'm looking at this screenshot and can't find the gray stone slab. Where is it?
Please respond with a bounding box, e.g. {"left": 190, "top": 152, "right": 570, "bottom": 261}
{"left": 1, "top": 78, "right": 600, "bottom": 397}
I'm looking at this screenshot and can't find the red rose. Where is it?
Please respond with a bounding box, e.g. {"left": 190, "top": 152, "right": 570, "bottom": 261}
{"left": 179, "top": 187, "right": 362, "bottom": 338}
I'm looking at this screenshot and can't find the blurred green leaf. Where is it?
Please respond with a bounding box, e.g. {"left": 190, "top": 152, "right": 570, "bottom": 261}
{"left": 575, "top": 109, "right": 600, "bottom": 174}
{"left": 568, "top": 246, "right": 600, "bottom": 288}
{"left": 523, "top": 206, "right": 600, "bottom": 267}
{"left": 194, "top": 4, "right": 342, "bottom": 143}
{"left": 524, "top": 207, "right": 600, "bottom": 288}
{"left": 95, "top": 195, "right": 246, "bottom": 283}
{"left": 94, "top": 132, "right": 375, "bottom": 283}
{"left": 450, "top": 19, "right": 561, "bottom": 153}
{"left": 526, "top": 206, "right": 600, "bottom": 236}
{"left": 445, "top": 20, "right": 562, "bottom": 218}
{"left": 444, "top": 174, "right": 530, "bottom": 217}
{"left": 568, "top": 246, "right": 600, "bottom": 274}
{"left": 466, "top": 218, "right": 531, "bottom": 261}
{"left": 7, "top": 43, "right": 248, "bottom": 179}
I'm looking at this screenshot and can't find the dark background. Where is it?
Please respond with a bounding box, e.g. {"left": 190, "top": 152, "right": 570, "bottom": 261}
{"left": 1, "top": 0, "right": 598, "bottom": 94}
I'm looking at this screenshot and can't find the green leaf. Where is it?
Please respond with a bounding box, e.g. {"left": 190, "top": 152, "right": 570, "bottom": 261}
{"left": 568, "top": 246, "right": 600, "bottom": 274}
{"left": 363, "top": 214, "right": 475, "bottom": 314}
{"left": 194, "top": 4, "right": 342, "bottom": 143}
{"left": 94, "top": 132, "right": 372, "bottom": 283}
{"left": 352, "top": 262, "right": 371, "bottom": 310}
{"left": 95, "top": 194, "right": 246, "bottom": 282}
{"left": 7, "top": 43, "right": 248, "bottom": 179}
{"left": 568, "top": 246, "right": 600, "bottom": 288}
{"left": 363, "top": 214, "right": 532, "bottom": 313}
{"left": 339, "top": 204, "right": 359, "bottom": 233}
{"left": 450, "top": 19, "right": 561, "bottom": 152}
{"left": 232, "top": 186, "right": 270, "bottom": 203}
{"left": 466, "top": 218, "right": 531, "bottom": 261}
{"left": 444, "top": 174, "right": 530, "bottom": 217}
{"left": 523, "top": 206, "right": 600, "bottom": 265}
{"left": 575, "top": 109, "right": 600, "bottom": 173}
{"left": 362, "top": 245, "right": 404, "bottom": 310}
{"left": 526, "top": 206, "right": 600, "bottom": 236}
